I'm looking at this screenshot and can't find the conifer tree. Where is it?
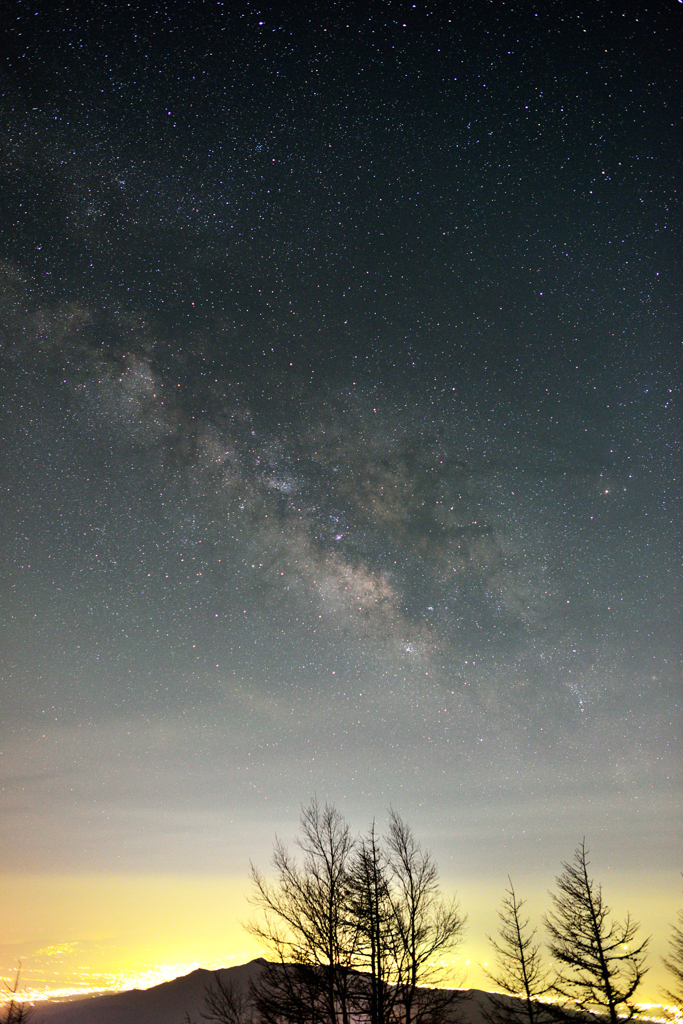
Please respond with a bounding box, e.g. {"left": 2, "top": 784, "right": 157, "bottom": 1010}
{"left": 544, "top": 840, "right": 649, "bottom": 1024}
{"left": 662, "top": 896, "right": 683, "bottom": 1008}
{"left": 484, "top": 878, "right": 554, "bottom": 1024}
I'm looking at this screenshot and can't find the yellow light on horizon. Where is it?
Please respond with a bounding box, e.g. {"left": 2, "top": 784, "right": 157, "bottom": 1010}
{"left": 1, "top": 872, "right": 261, "bottom": 1000}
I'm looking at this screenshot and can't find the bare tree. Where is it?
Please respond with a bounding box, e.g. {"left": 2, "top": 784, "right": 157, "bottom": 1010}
{"left": 662, "top": 893, "right": 683, "bottom": 1008}
{"left": 483, "top": 878, "right": 554, "bottom": 1024}
{"left": 544, "top": 840, "right": 649, "bottom": 1024}
{"left": 248, "top": 803, "right": 466, "bottom": 1024}
{"left": 386, "top": 811, "right": 466, "bottom": 1024}
{"left": 248, "top": 799, "right": 357, "bottom": 1024}
{"left": 183, "top": 971, "right": 255, "bottom": 1024}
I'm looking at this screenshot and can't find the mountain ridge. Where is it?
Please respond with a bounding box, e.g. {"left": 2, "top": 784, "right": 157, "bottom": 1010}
{"left": 28, "top": 958, "right": 534, "bottom": 1024}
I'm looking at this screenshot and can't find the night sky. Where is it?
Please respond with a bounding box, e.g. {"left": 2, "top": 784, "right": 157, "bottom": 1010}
{"left": 1, "top": 0, "right": 681, "bottom": 1003}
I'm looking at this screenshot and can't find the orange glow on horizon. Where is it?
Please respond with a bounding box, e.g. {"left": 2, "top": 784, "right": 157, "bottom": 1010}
{"left": 0, "top": 873, "right": 261, "bottom": 1000}
{"left": 0, "top": 872, "right": 676, "bottom": 1007}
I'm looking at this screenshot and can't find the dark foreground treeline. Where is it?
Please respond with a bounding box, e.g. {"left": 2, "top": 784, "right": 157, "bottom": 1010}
{"left": 4, "top": 800, "right": 681, "bottom": 1024}
{"left": 183, "top": 800, "right": 681, "bottom": 1024}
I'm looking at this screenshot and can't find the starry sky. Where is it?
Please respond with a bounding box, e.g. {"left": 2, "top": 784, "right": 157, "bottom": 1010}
{"left": 0, "top": 0, "right": 681, "bottom": 1004}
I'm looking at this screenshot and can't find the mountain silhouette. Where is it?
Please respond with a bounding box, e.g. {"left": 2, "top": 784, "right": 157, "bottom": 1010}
{"left": 30, "top": 958, "right": 528, "bottom": 1024}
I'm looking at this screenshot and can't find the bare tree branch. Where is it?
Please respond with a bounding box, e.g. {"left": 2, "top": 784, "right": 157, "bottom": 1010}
{"left": 247, "top": 799, "right": 356, "bottom": 1024}
{"left": 544, "top": 840, "right": 649, "bottom": 1024}
{"left": 483, "top": 878, "right": 555, "bottom": 1024}
{"left": 386, "top": 810, "right": 466, "bottom": 1024}
{"left": 1, "top": 966, "right": 33, "bottom": 1024}
{"left": 662, "top": 888, "right": 683, "bottom": 1009}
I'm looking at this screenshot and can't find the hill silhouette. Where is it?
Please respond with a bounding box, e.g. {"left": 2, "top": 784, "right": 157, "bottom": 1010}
{"left": 30, "top": 958, "right": 532, "bottom": 1024}
{"left": 31, "top": 959, "right": 263, "bottom": 1024}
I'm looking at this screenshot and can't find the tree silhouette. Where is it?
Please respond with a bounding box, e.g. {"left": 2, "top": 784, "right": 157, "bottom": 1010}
{"left": 386, "top": 811, "right": 465, "bottom": 1024}
{"left": 483, "top": 878, "right": 554, "bottom": 1024}
{"left": 349, "top": 822, "right": 401, "bottom": 1024}
{"left": 1, "top": 967, "right": 32, "bottom": 1024}
{"left": 248, "top": 799, "right": 357, "bottom": 1024}
{"left": 662, "top": 892, "right": 683, "bottom": 1008}
{"left": 544, "top": 840, "right": 649, "bottom": 1024}
{"left": 246, "top": 801, "right": 466, "bottom": 1024}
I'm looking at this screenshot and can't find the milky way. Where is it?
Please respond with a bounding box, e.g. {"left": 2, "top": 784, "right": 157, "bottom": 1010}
{"left": 2, "top": 272, "right": 678, "bottom": 764}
